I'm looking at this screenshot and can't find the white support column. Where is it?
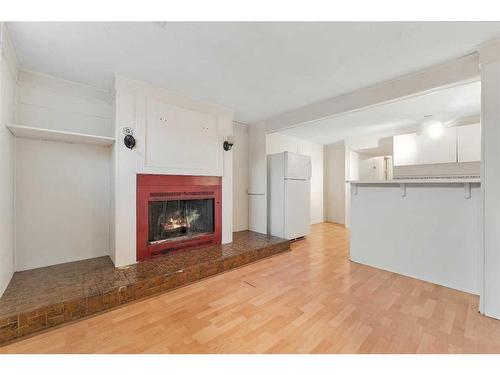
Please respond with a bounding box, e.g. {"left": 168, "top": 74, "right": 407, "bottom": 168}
{"left": 479, "top": 39, "right": 500, "bottom": 318}
{"left": 221, "top": 115, "right": 234, "bottom": 244}
{"left": 248, "top": 122, "right": 267, "bottom": 234}
{"left": 111, "top": 91, "right": 138, "bottom": 267}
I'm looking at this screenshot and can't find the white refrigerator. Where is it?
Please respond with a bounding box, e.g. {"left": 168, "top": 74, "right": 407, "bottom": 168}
{"left": 267, "top": 151, "right": 311, "bottom": 239}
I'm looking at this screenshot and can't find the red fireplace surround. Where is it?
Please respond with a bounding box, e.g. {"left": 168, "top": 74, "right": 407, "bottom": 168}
{"left": 136, "top": 174, "right": 222, "bottom": 261}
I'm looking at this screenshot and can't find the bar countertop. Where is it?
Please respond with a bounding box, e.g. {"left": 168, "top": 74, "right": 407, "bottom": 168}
{"left": 347, "top": 177, "right": 480, "bottom": 184}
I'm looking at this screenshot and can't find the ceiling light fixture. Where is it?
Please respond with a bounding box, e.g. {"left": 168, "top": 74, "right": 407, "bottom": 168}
{"left": 426, "top": 121, "right": 444, "bottom": 139}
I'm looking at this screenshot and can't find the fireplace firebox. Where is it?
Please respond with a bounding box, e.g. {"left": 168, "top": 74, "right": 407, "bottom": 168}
{"left": 148, "top": 198, "right": 215, "bottom": 243}
{"left": 137, "top": 174, "right": 222, "bottom": 261}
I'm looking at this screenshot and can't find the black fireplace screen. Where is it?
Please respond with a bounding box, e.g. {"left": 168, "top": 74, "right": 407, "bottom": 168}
{"left": 148, "top": 198, "right": 215, "bottom": 244}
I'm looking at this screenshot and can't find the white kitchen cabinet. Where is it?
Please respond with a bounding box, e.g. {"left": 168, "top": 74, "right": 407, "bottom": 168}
{"left": 457, "top": 123, "right": 481, "bottom": 162}
{"left": 393, "top": 127, "right": 457, "bottom": 166}
{"left": 418, "top": 127, "right": 457, "bottom": 165}
{"left": 393, "top": 133, "right": 419, "bottom": 166}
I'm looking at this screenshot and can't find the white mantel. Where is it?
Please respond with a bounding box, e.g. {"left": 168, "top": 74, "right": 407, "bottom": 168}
{"left": 111, "top": 77, "right": 234, "bottom": 267}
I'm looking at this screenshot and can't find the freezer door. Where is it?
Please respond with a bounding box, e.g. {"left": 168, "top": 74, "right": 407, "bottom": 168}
{"left": 284, "top": 152, "right": 311, "bottom": 180}
{"left": 284, "top": 179, "right": 311, "bottom": 239}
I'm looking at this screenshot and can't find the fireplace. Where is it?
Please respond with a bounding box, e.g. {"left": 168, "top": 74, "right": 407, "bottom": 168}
{"left": 149, "top": 198, "right": 215, "bottom": 243}
{"left": 137, "top": 174, "right": 222, "bottom": 261}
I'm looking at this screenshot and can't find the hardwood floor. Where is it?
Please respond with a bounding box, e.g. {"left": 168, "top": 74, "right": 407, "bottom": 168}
{"left": 2, "top": 222, "right": 500, "bottom": 353}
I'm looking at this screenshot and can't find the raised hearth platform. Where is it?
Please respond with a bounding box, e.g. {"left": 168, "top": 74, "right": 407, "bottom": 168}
{"left": 0, "top": 231, "right": 290, "bottom": 345}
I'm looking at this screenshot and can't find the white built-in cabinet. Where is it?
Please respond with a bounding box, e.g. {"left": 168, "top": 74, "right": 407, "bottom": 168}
{"left": 393, "top": 125, "right": 480, "bottom": 167}
{"left": 392, "top": 133, "right": 418, "bottom": 166}
{"left": 418, "top": 127, "right": 457, "bottom": 165}
{"left": 457, "top": 124, "right": 481, "bottom": 162}
{"left": 137, "top": 97, "right": 224, "bottom": 177}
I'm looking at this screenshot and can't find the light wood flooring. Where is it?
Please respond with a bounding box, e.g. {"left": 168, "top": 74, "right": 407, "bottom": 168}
{"left": 2, "top": 222, "right": 500, "bottom": 353}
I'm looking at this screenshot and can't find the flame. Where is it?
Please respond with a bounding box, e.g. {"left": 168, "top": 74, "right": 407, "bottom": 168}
{"left": 163, "top": 209, "right": 200, "bottom": 231}
{"left": 164, "top": 217, "right": 189, "bottom": 230}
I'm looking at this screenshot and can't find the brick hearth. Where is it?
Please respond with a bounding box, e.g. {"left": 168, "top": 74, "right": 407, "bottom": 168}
{"left": 0, "top": 231, "right": 290, "bottom": 344}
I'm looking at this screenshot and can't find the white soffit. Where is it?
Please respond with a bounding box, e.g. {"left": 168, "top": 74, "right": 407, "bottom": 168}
{"left": 279, "top": 81, "right": 481, "bottom": 145}
{"left": 7, "top": 22, "right": 499, "bottom": 123}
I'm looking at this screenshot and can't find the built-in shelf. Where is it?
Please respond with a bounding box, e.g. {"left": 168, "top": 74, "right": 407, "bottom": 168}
{"left": 6, "top": 124, "right": 115, "bottom": 146}
{"left": 347, "top": 178, "right": 481, "bottom": 199}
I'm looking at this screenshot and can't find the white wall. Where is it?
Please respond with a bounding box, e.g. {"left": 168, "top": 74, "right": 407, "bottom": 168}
{"left": 301, "top": 140, "right": 325, "bottom": 224}
{"left": 111, "top": 77, "right": 234, "bottom": 266}
{"left": 358, "top": 154, "right": 385, "bottom": 181}
{"left": 351, "top": 183, "right": 481, "bottom": 294}
{"left": 344, "top": 151, "right": 359, "bottom": 227}
{"left": 17, "top": 70, "right": 113, "bottom": 136}
{"left": 348, "top": 151, "right": 359, "bottom": 180}
{"left": 233, "top": 122, "right": 249, "bottom": 232}
{"left": 14, "top": 70, "right": 113, "bottom": 270}
{"left": 0, "top": 24, "right": 17, "bottom": 295}
{"left": 480, "top": 43, "right": 500, "bottom": 318}
{"left": 266, "top": 132, "right": 324, "bottom": 224}
{"left": 266, "top": 132, "right": 299, "bottom": 154}
{"left": 15, "top": 139, "right": 110, "bottom": 270}
{"left": 344, "top": 135, "right": 391, "bottom": 228}
{"left": 324, "top": 142, "right": 345, "bottom": 224}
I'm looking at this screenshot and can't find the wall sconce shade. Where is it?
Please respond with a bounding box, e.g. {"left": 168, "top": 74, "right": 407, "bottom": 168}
{"left": 223, "top": 136, "right": 234, "bottom": 151}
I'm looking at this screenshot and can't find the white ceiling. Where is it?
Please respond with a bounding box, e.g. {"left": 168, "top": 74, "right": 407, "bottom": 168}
{"left": 279, "top": 80, "right": 481, "bottom": 145}
{"left": 6, "top": 22, "right": 499, "bottom": 123}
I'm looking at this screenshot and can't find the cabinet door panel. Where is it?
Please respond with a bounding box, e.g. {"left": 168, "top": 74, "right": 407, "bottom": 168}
{"left": 145, "top": 98, "right": 219, "bottom": 172}
{"left": 457, "top": 124, "right": 481, "bottom": 162}
{"left": 417, "top": 127, "right": 457, "bottom": 165}
{"left": 393, "top": 133, "right": 419, "bottom": 166}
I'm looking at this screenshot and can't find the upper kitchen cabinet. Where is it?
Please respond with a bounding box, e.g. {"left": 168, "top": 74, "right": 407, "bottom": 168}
{"left": 418, "top": 127, "right": 457, "bottom": 165}
{"left": 457, "top": 123, "right": 481, "bottom": 162}
{"left": 393, "top": 127, "right": 456, "bottom": 166}
{"left": 393, "top": 133, "right": 419, "bottom": 166}
{"left": 394, "top": 125, "right": 481, "bottom": 167}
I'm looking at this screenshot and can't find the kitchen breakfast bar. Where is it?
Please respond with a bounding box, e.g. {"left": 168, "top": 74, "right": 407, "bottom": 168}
{"left": 348, "top": 178, "right": 481, "bottom": 295}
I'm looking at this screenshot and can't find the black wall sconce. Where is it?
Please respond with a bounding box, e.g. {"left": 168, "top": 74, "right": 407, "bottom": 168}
{"left": 223, "top": 136, "right": 234, "bottom": 151}
{"left": 124, "top": 134, "right": 136, "bottom": 149}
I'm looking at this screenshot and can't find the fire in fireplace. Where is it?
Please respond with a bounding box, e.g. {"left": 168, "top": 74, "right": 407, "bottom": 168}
{"left": 148, "top": 198, "right": 215, "bottom": 244}
{"left": 137, "top": 174, "right": 222, "bottom": 261}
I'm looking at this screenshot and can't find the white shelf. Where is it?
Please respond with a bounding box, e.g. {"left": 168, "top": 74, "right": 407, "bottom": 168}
{"left": 347, "top": 178, "right": 480, "bottom": 184}
{"left": 6, "top": 124, "right": 115, "bottom": 146}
